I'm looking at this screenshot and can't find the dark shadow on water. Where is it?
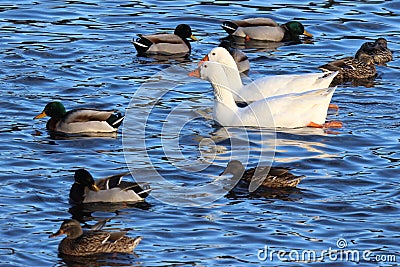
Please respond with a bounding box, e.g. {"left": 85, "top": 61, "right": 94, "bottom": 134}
{"left": 59, "top": 252, "right": 141, "bottom": 267}
{"left": 68, "top": 201, "right": 152, "bottom": 223}
{"left": 134, "top": 52, "right": 193, "bottom": 64}
{"left": 226, "top": 180, "right": 304, "bottom": 202}
{"left": 48, "top": 131, "right": 119, "bottom": 140}
{"left": 220, "top": 35, "right": 313, "bottom": 51}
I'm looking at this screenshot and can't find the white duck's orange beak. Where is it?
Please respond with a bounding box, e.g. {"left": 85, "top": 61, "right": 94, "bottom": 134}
{"left": 198, "top": 54, "right": 209, "bottom": 66}
{"left": 188, "top": 68, "right": 200, "bottom": 78}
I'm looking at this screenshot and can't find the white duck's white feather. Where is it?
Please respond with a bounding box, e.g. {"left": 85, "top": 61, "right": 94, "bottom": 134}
{"left": 199, "top": 61, "right": 336, "bottom": 128}
{"left": 206, "top": 47, "right": 338, "bottom": 103}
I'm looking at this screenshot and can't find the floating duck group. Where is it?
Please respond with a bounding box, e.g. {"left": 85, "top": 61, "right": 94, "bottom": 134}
{"left": 38, "top": 17, "right": 393, "bottom": 257}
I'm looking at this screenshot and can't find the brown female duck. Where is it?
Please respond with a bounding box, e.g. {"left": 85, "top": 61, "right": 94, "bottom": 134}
{"left": 355, "top": 38, "right": 393, "bottom": 65}
{"left": 49, "top": 219, "right": 142, "bottom": 256}
{"left": 222, "top": 160, "right": 304, "bottom": 191}
{"left": 319, "top": 53, "right": 376, "bottom": 84}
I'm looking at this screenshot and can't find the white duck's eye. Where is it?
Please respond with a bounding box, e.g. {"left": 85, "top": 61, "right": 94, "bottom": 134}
{"left": 204, "top": 65, "right": 208, "bottom": 68}
{"left": 212, "top": 53, "right": 215, "bottom": 55}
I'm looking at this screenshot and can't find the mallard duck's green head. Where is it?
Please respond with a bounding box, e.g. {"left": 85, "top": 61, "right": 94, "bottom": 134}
{"left": 49, "top": 219, "right": 83, "bottom": 239}
{"left": 284, "top": 21, "right": 313, "bottom": 37}
{"left": 174, "top": 24, "right": 197, "bottom": 41}
{"left": 34, "top": 101, "right": 66, "bottom": 119}
{"left": 74, "top": 169, "right": 100, "bottom": 191}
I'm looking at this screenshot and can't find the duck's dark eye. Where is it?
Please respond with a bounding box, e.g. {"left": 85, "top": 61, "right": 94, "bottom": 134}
{"left": 212, "top": 53, "right": 215, "bottom": 56}
{"left": 204, "top": 65, "right": 208, "bottom": 68}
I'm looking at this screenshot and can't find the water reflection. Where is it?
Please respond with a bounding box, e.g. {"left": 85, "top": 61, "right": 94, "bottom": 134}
{"left": 227, "top": 182, "right": 304, "bottom": 202}
{"left": 58, "top": 252, "right": 140, "bottom": 267}
{"left": 68, "top": 202, "right": 152, "bottom": 223}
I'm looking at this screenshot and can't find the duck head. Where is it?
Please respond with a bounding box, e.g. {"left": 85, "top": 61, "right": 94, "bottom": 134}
{"left": 74, "top": 169, "right": 100, "bottom": 192}
{"left": 199, "top": 47, "right": 237, "bottom": 69}
{"left": 49, "top": 219, "right": 83, "bottom": 239}
{"left": 374, "top": 38, "right": 388, "bottom": 49}
{"left": 34, "top": 101, "right": 66, "bottom": 119}
{"left": 284, "top": 21, "right": 313, "bottom": 38}
{"left": 174, "top": 24, "right": 197, "bottom": 41}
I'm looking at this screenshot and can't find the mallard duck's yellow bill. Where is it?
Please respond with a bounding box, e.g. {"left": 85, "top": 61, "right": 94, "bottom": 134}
{"left": 91, "top": 184, "right": 100, "bottom": 191}
{"left": 188, "top": 68, "right": 200, "bottom": 78}
{"left": 190, "top": 35, "right": 198, "bottom": 41}
{"left": 49, "top": 229, "right": 64, "bottom": 238}
{"left": 303, "top": 30, "right": 313, "bottom": 37}
{"left": 34, "top": 111, "right": 47, "bottom": 119}
{"left": 198, "top": 54, "right": 209, "bottom": 66}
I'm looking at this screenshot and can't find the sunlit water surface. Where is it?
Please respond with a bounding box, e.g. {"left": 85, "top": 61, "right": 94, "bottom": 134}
{"left": 0, "top": 0, "right": 399, "bottom": 266}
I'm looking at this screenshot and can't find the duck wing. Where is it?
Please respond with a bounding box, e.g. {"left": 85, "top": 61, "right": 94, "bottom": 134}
{"left": 96, "top": 172, "right": 129, "bottom": 189}
{"left": 105, "top": 231, "right": 128, "bottom": 243}
{"left": 319, "top": 57, "right": 355, "bottom": 71}
{"left": 141, "top": 33, "right": 184, "bottom": 44}
{"left": 244, "top": 166, "right": 304, "bottom": 188}
{"left": 239, "top": 71, "right": 338, "bottom": 102}
{"left": 268, "top": 168, "right": 291, "bottom": 177}
{"left": 233, "top": 18, "right": 278, "bottom": 27}
{"left": 96, "top": 172, "right": 152, "bottom": 199}
{"left": 62, "top": 109, "right": 116, "bottom": 123}
{"left": 90, "top": 218, "right": 111, "bottom": 231}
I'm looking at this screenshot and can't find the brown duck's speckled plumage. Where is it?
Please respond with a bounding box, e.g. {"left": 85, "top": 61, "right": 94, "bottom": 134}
{"left": 223, "top": 160, "right": 304, "bottom": 188}
{"left": 242, "top": 166, "right": 304, "bottom": 188}
{"left": 355, "top": 38, "right": 393, "bottom": 65}
{"left": 50, "top": 219, "right": 142, "bottom": 256}
{"left": 319, "top": 53, "right": 376, "bottom": 85}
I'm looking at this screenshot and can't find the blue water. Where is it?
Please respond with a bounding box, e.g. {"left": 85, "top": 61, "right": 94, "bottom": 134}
{"left": 1, "top": 0, "right": 399, "bottom": 266}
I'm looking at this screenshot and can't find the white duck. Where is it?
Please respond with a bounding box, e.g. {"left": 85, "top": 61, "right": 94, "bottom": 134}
{"left": 189, "top": 61, "right": 341, "bottom": 129}
{"left": 199, "top": 47, "right": 338, "bottom": 103}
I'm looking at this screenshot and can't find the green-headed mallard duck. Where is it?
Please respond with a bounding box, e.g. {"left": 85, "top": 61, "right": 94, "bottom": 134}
{"left": 319, "top": 53, "right": 376, "bottom": 84}
{"left": 70, "top": 169, "right": 151, "bottom": 204}
{"left": 49, "top": 219, "right": 142, "bottom": 256}
{"left": 132, "top": 24, "right": 197, "bottom": 56}
{"left": 355, "top": 38, "right": 393, "bottom": 65}
{"left": 34, "top": 101, "right": 124, "bottom": 134}
{"left": 222, "top": 160, "right": 304, "bottom": 191}
{"left": 221, "top": 18, "right": 313, "bottom": 41}
{"left": 218, "top": 40, "right": 250, "bottom": 73}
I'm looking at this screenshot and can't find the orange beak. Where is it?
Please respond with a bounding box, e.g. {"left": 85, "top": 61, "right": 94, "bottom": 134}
{"left": 303, "top": 30, "right": 313, "bottom": 37}
{"left": 34, "top": 111, "right": 47, "bottom": 119}
{"left": 188, "top": 68, "right": 200, "bottom": 78}
{"left": 198, "top": 54, "right": 209, "bottom": 66}
{"left": 49, "top": 229, "right": 64, "bottom": 238}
